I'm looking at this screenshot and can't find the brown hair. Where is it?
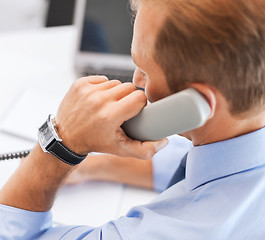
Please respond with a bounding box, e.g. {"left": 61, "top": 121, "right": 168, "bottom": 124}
{"left": 131, "top": 0, "right": 265, "bottom": 115}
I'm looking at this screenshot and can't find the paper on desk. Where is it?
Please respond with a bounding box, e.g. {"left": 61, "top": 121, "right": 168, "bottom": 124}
{"left": 0, "top": 87, "right": 62, "bottom": 141}
{"left": 52, "top": 181, "right": 124, "bottom": 227}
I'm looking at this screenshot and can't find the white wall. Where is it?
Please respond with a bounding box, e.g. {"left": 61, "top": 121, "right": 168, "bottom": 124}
{"left": 0, "top": 0, "right": 49, "bottom": 31}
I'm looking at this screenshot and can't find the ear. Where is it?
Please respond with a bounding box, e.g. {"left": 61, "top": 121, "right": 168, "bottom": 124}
{"left": 190, "top": 83, "right": 216, "bottom": 119}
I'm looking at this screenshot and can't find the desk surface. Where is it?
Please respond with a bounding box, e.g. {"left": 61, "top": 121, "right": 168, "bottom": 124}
{"left": 0, "top": 26, "right": 158, "bottom": 226}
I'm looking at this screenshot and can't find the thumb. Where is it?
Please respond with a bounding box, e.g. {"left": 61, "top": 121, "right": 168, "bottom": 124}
{"left": 121, "top": 138, "right": 169, "bottom": 160}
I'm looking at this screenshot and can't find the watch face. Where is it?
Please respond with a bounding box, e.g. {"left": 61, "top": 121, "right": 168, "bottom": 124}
{"left": 39, "top": 122, "right": 53, "bottom": 147}
{"left": 38, "top": 115, "right": 62, "bottom": 153}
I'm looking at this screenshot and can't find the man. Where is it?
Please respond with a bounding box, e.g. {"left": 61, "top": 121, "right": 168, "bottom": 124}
{"left": 1, "top": 0, "right": 265, "bottom": 239}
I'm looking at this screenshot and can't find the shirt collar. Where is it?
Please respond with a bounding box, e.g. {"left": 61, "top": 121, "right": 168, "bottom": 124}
{"left": 186, "top": 127, "right": 265, "bottom": 191}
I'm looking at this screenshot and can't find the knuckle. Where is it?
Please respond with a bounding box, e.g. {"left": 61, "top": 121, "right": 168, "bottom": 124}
{"left": 95, "top": 75, "right": 109, "bottom": 80}
{"left": 125, "top": 82, "right": 136, "bottom": 88}
{"left": 110, "top": 79, "right": 122, "bottom": 85}
{"left": 98, "top": 110, "right": 111, "bottom": 123}
{"left": 72, "top": 79, "right": 84, "bottom": 93}
{"left": 76, "top": 77, "right": 87, "bottom": 85}
{"left": 76, "top": 77, "right": 88, "bottom": 86}
{"left": 90, "top": 93, "right": 104, "bottom": 106}
{"left": 139, "top": 143, "right": 156, "bottom": 160}
{"left": 90, "top": 75, "right": 109, "bottom": 82}
{"left": 126, "top": 83, "right": 137, "bottom": 91}
{"left": 104, "top": 80, "right": 121, "bottom": 88}
{"left": 84, "top": 76, "right": 96, "bottom": 84}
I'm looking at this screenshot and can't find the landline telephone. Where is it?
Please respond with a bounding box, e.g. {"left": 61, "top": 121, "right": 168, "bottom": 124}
{"left": 0, "top": 88, "right": 211, "bottom": 161}
{"left": 122, "top": 88, "right": 211, "bottom": 141}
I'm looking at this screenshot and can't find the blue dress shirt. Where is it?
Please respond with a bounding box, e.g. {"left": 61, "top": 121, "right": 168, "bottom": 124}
{"left": 1, "top": 128, "right": 265, "bottom": 239}
{"left": 152, "top": 135, "right": 193, "bottom": 192}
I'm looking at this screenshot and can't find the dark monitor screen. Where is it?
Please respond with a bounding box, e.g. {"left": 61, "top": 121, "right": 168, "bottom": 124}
{"left": 80, "top": 0, "right": 134, "bottom": 55}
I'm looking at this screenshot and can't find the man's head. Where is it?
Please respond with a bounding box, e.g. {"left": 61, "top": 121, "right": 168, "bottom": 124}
{"left": 130, "top": 0, "right": 265, "bottom": 144}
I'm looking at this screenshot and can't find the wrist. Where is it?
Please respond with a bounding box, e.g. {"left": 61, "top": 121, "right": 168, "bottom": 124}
{"left": 29, "top": 144, "right": 75, "bottom": 211}
{"left": 38, "top": 115, "right": 87, "bottom": 166}
{"left": 55, "top": 118, "right": 87, "bottom": 156}
{"left": 0, "top": 144, "right": 75, "bottom": 212}
{"left": 34, "top": 143, "right": 74, "bottom": 171}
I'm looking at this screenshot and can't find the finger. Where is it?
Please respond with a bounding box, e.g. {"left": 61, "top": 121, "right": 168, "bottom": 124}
{"left": 79, "top": 75, "right": 109, "bottom": 84}
{"left": 95, "top": 80, "right": 122, "bottom": 91}
{"left": 106, "top": 82, "right": 137, "bottom": 101}
{"left": 119, "top": 137, "right": 169, "bottom": 160}
{"left": 113, "top": 90, "right": 147, "bottom": 122}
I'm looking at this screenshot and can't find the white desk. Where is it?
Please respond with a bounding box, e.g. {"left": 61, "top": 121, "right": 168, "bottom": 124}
{"left": 0, "top": 26, "right": 158, "bottom": 227}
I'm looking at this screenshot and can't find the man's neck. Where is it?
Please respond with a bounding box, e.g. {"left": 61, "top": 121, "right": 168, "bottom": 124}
{"left": 188, "top": 111, "right": 265, "bottom": 146}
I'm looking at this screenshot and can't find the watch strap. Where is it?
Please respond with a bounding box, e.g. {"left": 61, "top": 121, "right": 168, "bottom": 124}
{"left": 48, "top": 140, "right": 87, "bottom": 166}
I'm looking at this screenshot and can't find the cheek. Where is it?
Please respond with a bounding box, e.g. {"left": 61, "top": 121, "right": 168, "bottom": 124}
{"left": 133, "top": 68, "right": 170, "bottom": 103}
{"left": 145, "top": 81, "right": 161, "bottom": 103}
{"left": 146, "top": 81, "right": 172, "bottom": 103}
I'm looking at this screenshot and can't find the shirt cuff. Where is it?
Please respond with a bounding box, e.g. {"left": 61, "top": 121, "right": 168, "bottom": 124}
{"left": 152, "top": 135, "right": 193, "bottom": 192}
{"left": 0, "top": 204, "right": 52, "bottom": 240}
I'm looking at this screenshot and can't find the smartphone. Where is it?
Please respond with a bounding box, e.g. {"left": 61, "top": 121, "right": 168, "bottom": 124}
{"left": 121, "top": 88, "right": 211, "bottom": 141}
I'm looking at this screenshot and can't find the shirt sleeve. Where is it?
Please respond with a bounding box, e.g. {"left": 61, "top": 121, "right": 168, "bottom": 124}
{"left": 152, "top": 135, "right": 193, "bottom": 192}
{"left": 0, "top": 203, "right": 122, "bottom": 240}
{"left": 0, "top": 204, "right": 52, "bottom": 240}
{"left": 38, "top": 222, "right": 122, "bottom": 240}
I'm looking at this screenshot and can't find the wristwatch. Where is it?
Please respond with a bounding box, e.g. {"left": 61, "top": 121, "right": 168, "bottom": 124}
{"left": 38, "top": 114, "right": 87, "bottom": 166}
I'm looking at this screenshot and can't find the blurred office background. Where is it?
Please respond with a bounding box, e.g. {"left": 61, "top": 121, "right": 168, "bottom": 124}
{"left": 0, "top": 0, "right": 75, "bottom": 31}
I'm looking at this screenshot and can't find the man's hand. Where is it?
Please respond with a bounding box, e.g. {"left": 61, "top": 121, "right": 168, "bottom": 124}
{"left": 0, "top": 76, "right": 167, "bottom": 212}
{"left": 56, "top": 76, "right": 168, "bottom": 160}
{"left": 65, "top": 153, "right": 154, "bottom": 189}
